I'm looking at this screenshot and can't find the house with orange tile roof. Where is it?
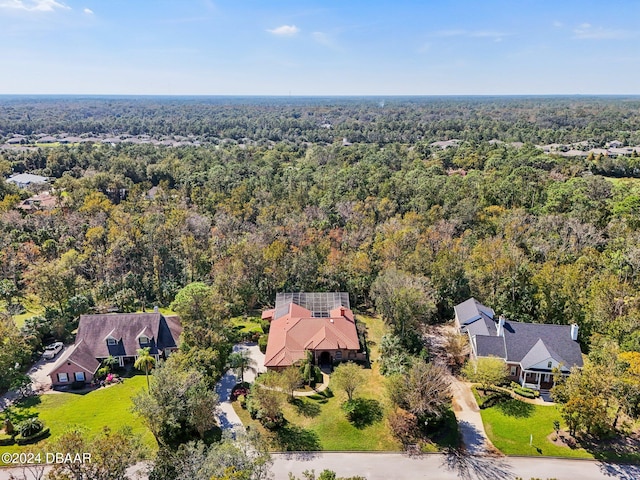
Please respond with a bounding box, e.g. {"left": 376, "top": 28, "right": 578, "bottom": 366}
{"left": 262, "top": 292, "right": 364, "bottom": 370}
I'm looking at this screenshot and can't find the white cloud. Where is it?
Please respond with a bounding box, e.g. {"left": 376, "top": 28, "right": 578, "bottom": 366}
{"left": 553, "top": 21, "right": 563, "bottom": 28}
{"left": 267, "top": 25, "right": 299, "bottom": 36}
{"left": 83, "top": 7, "right": 93, "bottom": 15}
{"left": 0, "top": 0, "right": 70, "bottom": 11}
{"left": 573, "top": 23, "right": 635, "bottom": 40}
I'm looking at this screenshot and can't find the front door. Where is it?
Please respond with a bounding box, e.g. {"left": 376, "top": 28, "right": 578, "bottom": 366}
{"left": 319, "top": 351, "right": 331, "bottom": 366}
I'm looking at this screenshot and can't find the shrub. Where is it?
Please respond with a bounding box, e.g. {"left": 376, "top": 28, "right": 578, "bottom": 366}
{"left": 71, "top": 380, "right": 86, "bottom": 390}
{"left": 0, "top": 431, "right": 15, "bottom": 446}
{"left": 388, "top": 408, "right": 418, "bottom": 444}
{"left": 18, "top": 418, "right": 43, "bottom": 438}
{"left": 260, "top": 319, "right": 270, "bottom": 334}
{"left": 480, "top": 392, "right": 510, "bottom": 409}
{"left": 258, "top": 334, "right": 268, "bottom": 354}
{"left": 15, "top": 427, "right": 50, "bottom": 445}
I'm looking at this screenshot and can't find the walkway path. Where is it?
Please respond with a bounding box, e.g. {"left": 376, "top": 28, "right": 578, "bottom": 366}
{"left": 449, "top": 377, "right": 497, "bottom": 455}
{"left": 291, "top": 371, "right": 329, "bottom": 397}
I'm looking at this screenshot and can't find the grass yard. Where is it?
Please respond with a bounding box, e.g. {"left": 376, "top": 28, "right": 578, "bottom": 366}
{"left": 479, "top": 396, "right": 592, "bottom": 458}
{"left": 0, "top": 375, "right": 155, "bottom": 459}
{"left": 233, "top": 314, "right": 402, "bottom": 451}
{"left": 230, "top": 315, "right": 264, "bottom": 335}
{"left": 478, "top": 392, "right": 640, "bottom": 462}
{"left": 2, "top": 295, "right": 44, "bottom": 329}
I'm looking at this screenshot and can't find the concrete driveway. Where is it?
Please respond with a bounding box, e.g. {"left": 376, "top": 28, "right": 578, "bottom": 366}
{"left": 214, "top": 342, "right": 267, "bottom": 433}
{"left": 28, "top": 349, "right": 64, "bottom": 393}
{"left": 0, "top": 346, "right": 63, "bottom": 411}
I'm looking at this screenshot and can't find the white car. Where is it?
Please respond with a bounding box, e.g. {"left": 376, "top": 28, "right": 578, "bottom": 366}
{"left": 42, "top": 342, "right": 63, "bottom": 360}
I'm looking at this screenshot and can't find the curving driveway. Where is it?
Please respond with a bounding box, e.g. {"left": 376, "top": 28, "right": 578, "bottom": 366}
{"left": 214, "top": 342, "right": 267, "bottom": 432}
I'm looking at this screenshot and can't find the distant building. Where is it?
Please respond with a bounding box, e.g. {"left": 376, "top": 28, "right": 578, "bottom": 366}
{"left": 6, "top": 173, "right": 49, "bottom": 189}
{"left": 17, "top": 191, "right": 57, "bottom": 211}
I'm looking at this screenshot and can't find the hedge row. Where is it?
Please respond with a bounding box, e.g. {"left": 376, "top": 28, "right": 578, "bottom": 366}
{"left": 15, "top": 428, "right": 50, "bottom": 445}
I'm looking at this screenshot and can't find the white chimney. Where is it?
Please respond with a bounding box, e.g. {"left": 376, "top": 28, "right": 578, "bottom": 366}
{"left": 570, "top": 324, "right": 579, "bottom": 341}
{"left": 497, "top": 315, "right": 505, "bottom": 337}
{"left": 153, "top": 305, "right": 159, "bottom": 313}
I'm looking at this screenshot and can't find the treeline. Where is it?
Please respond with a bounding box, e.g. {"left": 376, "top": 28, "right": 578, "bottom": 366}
{"left": 1, "top": 138, "right": 640, "bottom": 355}
{"left": 2, "top": 96, "right": 640, "bottom": 145}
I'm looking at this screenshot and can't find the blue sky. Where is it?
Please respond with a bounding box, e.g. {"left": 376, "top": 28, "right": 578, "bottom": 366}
{"left": 1, "top": 0, "right": 639, "bottom": 95}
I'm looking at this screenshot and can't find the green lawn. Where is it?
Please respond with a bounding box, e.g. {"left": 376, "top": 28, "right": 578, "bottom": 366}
{"left": 2, "top": 295, "right": 44, "bottom": 329}
{"left": 230, "top": 315, "right": 264, "bottom": 335}
{"left": 478, "top": 393, "right": 640, "bottom": 462}
{"left": 233, "top": 315, "right": 403, "bottom": 451}
{"left": 479, "top": 396, "right": 592, "bottom": 458}
{"left": 0, "top": 375, "right": 156, "bottom": 460}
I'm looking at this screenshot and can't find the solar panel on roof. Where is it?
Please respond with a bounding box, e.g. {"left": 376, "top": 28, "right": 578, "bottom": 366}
{"left": 275, "top": 292, "right": 350, "bottom": 317}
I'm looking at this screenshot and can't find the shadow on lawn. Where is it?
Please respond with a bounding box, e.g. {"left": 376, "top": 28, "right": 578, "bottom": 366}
{"left": 496, "top": 399, "right": 534, "bottom": 418}
{"left": 273, "top": 423, "right": 321, "bottom": 452}
{"left": 290, "top": 398, "right": 321, "bottom": 418}
{"left": 343, "top": 398, "right": 383, "bottom": 429}
{"left": 307, "top": 388, "right": 333, "bottom": 405}
{"left": 442, "top": 447, "right": 514, "bottom": 480}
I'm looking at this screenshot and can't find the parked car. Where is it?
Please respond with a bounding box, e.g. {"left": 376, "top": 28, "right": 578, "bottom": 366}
{"left": 42, "top": 342, "right": 64, "bottom": 360}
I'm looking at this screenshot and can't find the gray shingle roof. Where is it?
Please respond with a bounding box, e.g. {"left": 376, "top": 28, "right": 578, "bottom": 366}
{"left": 75, "top": 313, "right": 181, "bottom": 358}
{"left": 454, "top": 297, "right": 494, "bottom": 326}
{"left": 51, "top": 339, "right": 100, "bottom": 374}
{"left": 475, "top": 335, "right": 506, "bottom": 358}
{"left": 501, "top": 321, "right": 583, "bottom": 370}
{"left": 455, "top": 298, "right": 583, "bottom": 371}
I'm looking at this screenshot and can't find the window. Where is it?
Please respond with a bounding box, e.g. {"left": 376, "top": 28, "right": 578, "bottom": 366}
{"left": 547, "top": 361, "right": 553, "bottom": 368}
{"left": 348, "top": 351, "right": 356, "bottom": 359}
{"left": 107, "top": 338, "right": 116, "bottom": 346}
{"left": 139, "top": 336, "right": 149, "bottom": 345}
{"left": 58, "top": 373, "right": 68, "bottom": 383}
{"left": 510, "top": 365, "right": 517, "bottom": 376}
{"left": 75, "top": 372, "right": 85, "bottom": 382}
{"left": 335, "top": 350, "right": 343, "bottom": 360}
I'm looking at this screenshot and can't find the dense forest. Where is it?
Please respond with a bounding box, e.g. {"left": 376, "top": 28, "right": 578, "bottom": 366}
{"left": 2, "top": 96, "right": 640, "bottom": 459}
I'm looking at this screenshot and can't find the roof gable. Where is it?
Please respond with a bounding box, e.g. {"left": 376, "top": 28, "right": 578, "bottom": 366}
{"left": 75, "top": 313, "right": 182, "bottom": 358}
{"left": 264, "top": 299, "right": 359, "bottom": 368}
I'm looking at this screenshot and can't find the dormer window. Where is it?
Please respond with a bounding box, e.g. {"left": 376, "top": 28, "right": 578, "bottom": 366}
{"left": 107, "top": 338, "right": 117, "bottom": 346}
{"left": 139, "top": 336, "right": 149, "bottom": 345}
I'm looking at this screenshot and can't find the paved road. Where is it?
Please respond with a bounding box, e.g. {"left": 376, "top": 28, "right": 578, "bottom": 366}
{"left": 271, "top": 452, "right": 640, "bottom": 480}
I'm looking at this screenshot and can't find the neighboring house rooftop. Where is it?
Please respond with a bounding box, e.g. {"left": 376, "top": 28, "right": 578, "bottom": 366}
{"left": 75, "top": 312, "right": 182, "bottom": 359}
{"left": 6, "top": 173, "right": 49, "bottom": 187}
{"left": 17, "top": 191, "right": 57, "bottom": 210}
{"left": 456, "top": 298, "right": 583, "bottom": 372}
{"left": 50, "top": 339, "right": 101, "bottom": 376}
{"left": 454, "top": 297, "right": 494, "bottom": 326}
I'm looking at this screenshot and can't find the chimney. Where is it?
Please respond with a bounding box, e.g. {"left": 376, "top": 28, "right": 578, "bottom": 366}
{"left": 497, "top": 315, "right": 505, "bottom": 337}
{"left": 340, "top": 307, "right": 345, "bottom": 316}
{"left": 570, "top": 324, "right": 579, "bottom": 341}
{"left": 153, "top": 305, "right": 159, "bottom": 313}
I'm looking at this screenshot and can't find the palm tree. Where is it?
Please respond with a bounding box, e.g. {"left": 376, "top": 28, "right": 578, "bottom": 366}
{"left": 103, "top": 355, "right": 118, "bottom": 372}
{"left": 134, "top": 347, "right": 156, "bottom": 391}
{"left": 228, "top": 350, "right": 256, "bottom": 384}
